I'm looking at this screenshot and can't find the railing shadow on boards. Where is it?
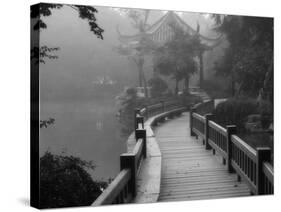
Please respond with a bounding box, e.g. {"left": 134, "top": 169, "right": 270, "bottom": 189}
{"left": 190, "top": 103, "right": 274, "bottom": 195}
{"left": 93, "top": 99, "right": 186, "bottom": 206}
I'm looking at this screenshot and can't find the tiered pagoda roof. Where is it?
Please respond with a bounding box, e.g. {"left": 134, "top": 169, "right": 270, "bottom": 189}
{"left": 117, "top": 11, "right": 222, "bottom": 49}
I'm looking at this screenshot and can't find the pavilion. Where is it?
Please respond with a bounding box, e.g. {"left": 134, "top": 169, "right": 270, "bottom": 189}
{"left": 117, "top": 11, "right": 222, "bottom": 89}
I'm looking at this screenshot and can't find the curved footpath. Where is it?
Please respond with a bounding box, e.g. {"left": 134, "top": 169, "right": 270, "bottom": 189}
{"left": 155, "top": 112, "right": 251, "bottom": 202}
{"left": 126, "top": 108, "right": 185, "bottom": 203}
{"left": 127, "top": 110, "right": 251, "bottom": 203}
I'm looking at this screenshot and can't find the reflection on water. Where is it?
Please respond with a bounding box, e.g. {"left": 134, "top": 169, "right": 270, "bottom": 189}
{"left": 40, "top": 98, "right": 126, "bottom": 181}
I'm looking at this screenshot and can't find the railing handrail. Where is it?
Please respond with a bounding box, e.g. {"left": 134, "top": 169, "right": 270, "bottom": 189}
{"left": 231, "top": 135, "right": 257, "bottom": 162}
{"left": 141, "top": 99, "right": 183, "bottom": 119}
{"left": 209, "top": 120, "right": 227, "bottom": 137}
{"left": 132, "top": 138, "right": 145, "bottom": 171}
{"left": 192, "top": 112, "right": 205, "bottom": 122}
{"left": 92, "top": 169, "right": 132, "bottom": 205}
{"left": 190, "top": 100, "right": 274, "bottom": 195}
{"left": 92, "top": 128, "right": 147, "bottom": 206}
{"left": 263, "top": 162, "right": 274, "bottom": 185}
{"left": 192, "top": 99, "right": 214, "bottom": 115}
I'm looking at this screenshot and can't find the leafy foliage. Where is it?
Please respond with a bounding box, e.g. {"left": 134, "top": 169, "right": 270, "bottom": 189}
{"left": 31, "top": 3, "right": 63, "bottom": 30}
{"left": 40, "top": 151, "right": 107, "bottom": 208}
{"left": 212, "top": 98, "right": 259, "bottom": 132}
{"left": 148, "top": 76, "right": 168, "bottom": 97}
{"left": 212, "top": 15, "right": 273, "bottom": 100}
{"left": 116, "top": 88, "right": 142, "bottom": 136}
{"left": 213, "top": 98, "right": 273, "bottom": 155}
{"left": 154, "top": 26, "right": 201, "bottom": 94}
{"left": 31, "top": 46, "right": 60, "bottom": 64}
{"left": 74, "top": 5, "right": 104, "bottom": 39}
{"left": 40, "top": 118, "right": 55, "bottom": 128}
{"left": 115, "top": 9, "right": 157, "bottom": 97}
{"left": 258, "top": 100, "right": 273, "bottom": 129}
{"left": 201, "top": 79, "right": 231, "bottom": 99}
{"left": 31, "top": 3, "right": 104, "bottom": 64}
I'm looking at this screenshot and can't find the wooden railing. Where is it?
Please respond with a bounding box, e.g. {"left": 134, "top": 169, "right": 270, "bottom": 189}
{"left": 262, "top": 162, "right": 274, "bottom": 194}
{"left": 208, "top": 120, "right": 228, "bottom": 160}
{"left": 190, "top": 102, "right": 274, "bottom": 195}
{"left": 191, "top": 113, "right": 205, "bottom": 138}
{"left": 139, "top": 99, "right": 183, "bottom": 119}
{"left": 193, "top": 99, "right": 214, "bottom": 115}
{"left": 93, "top": 125, "right": 147, "bottom": 205}
{"left": 92, "top": 169, "right": 132, "bottom": 205}
{"left": 93, "top": 99, "right": 185, "bottom": 206}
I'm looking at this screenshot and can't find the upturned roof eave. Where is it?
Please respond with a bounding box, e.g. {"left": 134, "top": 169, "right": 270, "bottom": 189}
{"left": 117, "top": 11, "right": 223, "bottom": 46}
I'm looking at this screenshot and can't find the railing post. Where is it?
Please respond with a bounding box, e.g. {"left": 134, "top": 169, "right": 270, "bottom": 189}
{"left": 135, "top": 116, "right": 144, "bottom": 130}
{"left": 226, "top": 125, "right": 237, "bottom": 173}
{"left": 120, "top": 153, "right": 136, "bottom": 197}
{"left": 160, "top": 100, "right": 165, "bottom": 113}
{"left": 190, "top": 107, "right": 196, "bottom": 136}
{"left": 205, "top": 114, "right": 214, "bottom": 150}
{"left": 256, "top": 147, "right": 271, "bottom": 195}
{"left": 134, "top": 108, "right": 140, "bottom": 130}
{"left": 135, "top": 129, "right": 147, "bottom": 158}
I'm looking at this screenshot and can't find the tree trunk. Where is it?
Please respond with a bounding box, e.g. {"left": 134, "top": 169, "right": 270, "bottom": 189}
{"left": 138, "top": 65, "right": 143, "bottom": 87}
{"left": 184, "top": 76, "right": 190, "bottom": 94}
{"left": 141, "top": 69, "right": 148, "bottom": 98}
{"left": 262, "top": 61, "right": 273, "bottom": 103}
{"left": 136, "top": 56, "right": 148, "bottom": 98}
{"left": 199, "top": 52, "right": 204, "bottom": 88}
{"left": 175, "top": 79, "right": 179, "bottom": 96}
{"left": 231, "top": 70, "right": 235, "bottom": 97}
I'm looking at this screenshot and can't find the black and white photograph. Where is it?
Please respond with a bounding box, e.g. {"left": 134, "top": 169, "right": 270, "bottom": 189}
{"left": 2, "top": 0, "right": 280, "bottom": 211}
{"left": 29, "top": 1, "right": 275, "bottom": 209}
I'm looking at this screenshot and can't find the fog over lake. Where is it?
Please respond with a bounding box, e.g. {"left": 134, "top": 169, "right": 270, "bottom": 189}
{"left": 39, "top": 6, "right": 217, "bottom": 180}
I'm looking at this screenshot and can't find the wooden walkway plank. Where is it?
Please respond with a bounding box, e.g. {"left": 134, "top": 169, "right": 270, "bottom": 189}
{"left": 154, "top": 112, "right": 251, "bottom": 202}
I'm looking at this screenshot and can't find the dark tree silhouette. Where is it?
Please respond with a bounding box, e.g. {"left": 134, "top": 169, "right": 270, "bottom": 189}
{"left": 33, "top": 2, "right": 106, "bottom": 135}
{"left": 116, "top": 87, "right": 139, "bottom": 136}
{"left": 148, "top": 76, "right": 168, "bottom": 97}
{"left": 212, "top": 15, "right": 273, "bottom": 100}
{"left": 40, "top": 118, "right": 55, "bottom": 128}
{"left": 115, "top": 9, "right": 157, "bottom": 98}
{"left": 40, "top": 151, "right": 107, "bottom": 208}
{"left": 32, "top": 4, "right": 107, "bottom": 207}
{"left": 154, "top": 26, "right": 200, "bottom": 95}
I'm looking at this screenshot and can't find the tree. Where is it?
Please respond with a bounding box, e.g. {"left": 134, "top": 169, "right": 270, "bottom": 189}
{"left": 33, "top": 5, "right": 106, "bottom": 207}
{"left": 154, "top": 26, "right": 200, "bottom": 95}
{"left": 115, "top": 9, "right": 158, "bottom": 98}
{"left": 40, "top": 151, "right": 107, "bottom": 208}
{"left": 31, "top": 3, "right": 104, "bottom": 64}
{"left": 148, "top": 76, "right": 168, "bottom": 97}
{"left": 33, "top": 3, "right": 105, "bottom": 136}
{"left": 116, "top": 87, "right": 137, "bottom": 136}
{"left": 212, "top": 15, "right": 273, "bottom": 100}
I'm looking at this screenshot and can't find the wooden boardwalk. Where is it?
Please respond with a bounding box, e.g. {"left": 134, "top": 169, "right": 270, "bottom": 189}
{"left": 154, "top": 112, "right": 251, "bottom": 202}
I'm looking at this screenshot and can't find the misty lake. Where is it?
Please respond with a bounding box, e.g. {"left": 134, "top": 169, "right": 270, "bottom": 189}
{"left": 39, "top": 97, "right": 127, "bottom": 181}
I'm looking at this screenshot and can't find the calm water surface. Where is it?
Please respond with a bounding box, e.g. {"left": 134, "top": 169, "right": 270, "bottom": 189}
{"left": 40, "top": 98, "right": 127, "bottom": 181}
